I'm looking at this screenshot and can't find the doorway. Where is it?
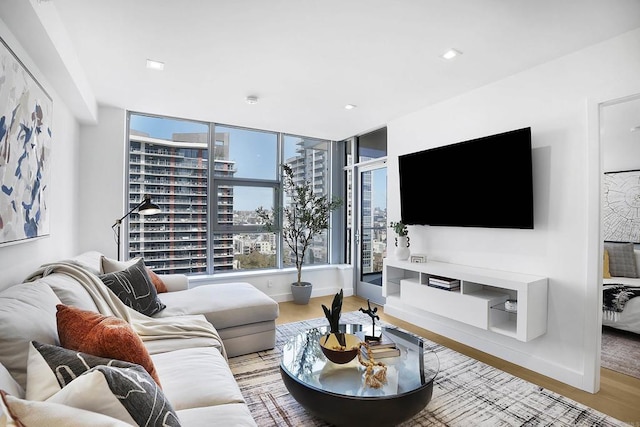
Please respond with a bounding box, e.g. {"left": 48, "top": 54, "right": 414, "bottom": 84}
{"left": 599, "top": 93, "right": 640, "bottom": 379}
{"left": 355, "top": 161, "right": 387, "bottom": 305}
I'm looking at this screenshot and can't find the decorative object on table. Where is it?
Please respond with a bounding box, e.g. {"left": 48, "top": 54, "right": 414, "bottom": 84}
{"left": 410, "top": 254, "right": 427, "bottom": 263}
{"left": 112, "top": 194, "right": 161, "bottom": 261}
{"left": 357, "top": 341, "right": 388, "bottom": 388}
{"left": 603, "top": 170, "right": 640, "bottom": 243}
{"left": 319, "top": 290, "right": 359, "bottom": 363}
{"left": 256, "top": 164, "right": 343, "bottom": 304}
{"left": 358, "top": 299, "right": 381, "bottom": 342}
{"left": 0, "top": 36, "right": 53, "bottom": 247}
{"left": 504, "top": 299, "right": 518, "bottom": 312}
{"left": 390, "top": 221, "right": 410, "bottom": 260}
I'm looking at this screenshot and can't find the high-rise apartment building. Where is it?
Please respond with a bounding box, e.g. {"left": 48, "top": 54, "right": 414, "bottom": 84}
{"left": 128, "top": 131, "right": 236, "bottom": 274}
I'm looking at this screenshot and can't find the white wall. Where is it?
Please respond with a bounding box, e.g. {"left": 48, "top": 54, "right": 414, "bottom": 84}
{"left": 0, "top": 18, "right": 81, "bottom": 291}
{"left": 386, "top": 28, "right": 640, "bottom": 392}
{"left": 77, "top": 106, "right": 126, "bottom": 258}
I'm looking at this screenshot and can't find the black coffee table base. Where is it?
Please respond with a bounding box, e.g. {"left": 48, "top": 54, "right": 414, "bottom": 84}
{"left": 280, "top": 367, "right": 434, "bottom": 427}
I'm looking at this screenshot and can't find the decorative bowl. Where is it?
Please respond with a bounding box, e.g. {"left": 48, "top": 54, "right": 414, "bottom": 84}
{"left": 319, "top": 332, "right": 361, "bottom": 364}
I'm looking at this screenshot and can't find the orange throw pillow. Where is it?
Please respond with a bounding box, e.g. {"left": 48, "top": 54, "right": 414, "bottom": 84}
{"left": 146, "top": 268, "right": 168, "bottom": 293}
{"left": 55, "top": 304, "right": 161, "bottom": 387}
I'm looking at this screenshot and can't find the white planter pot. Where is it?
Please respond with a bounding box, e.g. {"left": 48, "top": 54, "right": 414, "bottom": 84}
{"left": 394, "top": 235, "right": 410, "bottom": 260}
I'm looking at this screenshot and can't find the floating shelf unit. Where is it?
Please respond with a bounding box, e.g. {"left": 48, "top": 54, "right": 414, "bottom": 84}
{"left": 383, "top": 259, "right": 548, "bottom": 342}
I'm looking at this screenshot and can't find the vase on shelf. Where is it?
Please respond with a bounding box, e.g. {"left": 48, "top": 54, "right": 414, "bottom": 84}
{"left": 394, "top": 235, "right": 410, "bottom": 260}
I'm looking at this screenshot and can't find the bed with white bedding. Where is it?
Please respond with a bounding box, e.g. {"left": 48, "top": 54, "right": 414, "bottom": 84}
{"left": 602, "top": 243, "right": 640, "bottom": 335}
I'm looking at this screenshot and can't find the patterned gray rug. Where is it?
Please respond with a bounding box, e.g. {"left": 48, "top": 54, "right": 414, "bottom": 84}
{"left": 601, "top": 326, "right": 640, "bottom": 379}
{"left": 229, "top": 312, "right": 628, "bottom": 426}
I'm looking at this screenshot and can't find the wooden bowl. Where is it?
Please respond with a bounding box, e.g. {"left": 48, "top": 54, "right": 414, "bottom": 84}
{"left": 319, "top": 333, "right": 361, "bottom": 364}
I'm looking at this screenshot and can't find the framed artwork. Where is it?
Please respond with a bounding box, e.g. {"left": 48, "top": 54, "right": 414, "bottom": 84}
{"left": 410, "top": 254, "right": 427, "bottom": 263}
{"left": 603, "top": 170, "right": 640, "bottom": 243}
{"left": 0, "top": 36, "right": 53, "bottom": 246}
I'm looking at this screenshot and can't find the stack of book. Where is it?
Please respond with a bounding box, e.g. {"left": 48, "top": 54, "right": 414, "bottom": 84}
{"left": 427, "top": 275, "right": 460, "bottom": 291}
{"left": 358, "top": 332, "right": 401, "bottom": 359}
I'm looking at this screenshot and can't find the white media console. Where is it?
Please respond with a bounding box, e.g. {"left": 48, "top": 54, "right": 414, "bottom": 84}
{"left": 382, "top": 259, "right": 548, "bottom": 342}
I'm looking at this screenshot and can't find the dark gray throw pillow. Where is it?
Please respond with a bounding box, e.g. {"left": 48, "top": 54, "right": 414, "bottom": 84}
{"left": 604, "top": 242, "right": 639, "bottom": 278}
{"left": 99, "top": 258, "right": 166, "bottom": 316}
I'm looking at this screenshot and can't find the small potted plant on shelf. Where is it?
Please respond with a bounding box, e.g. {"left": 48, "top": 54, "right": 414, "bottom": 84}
{"left": 256, "top": 164, "right": 343, "bottom": 304}
{"left": 389, "top": 221, "right": 410, "bottom": 260}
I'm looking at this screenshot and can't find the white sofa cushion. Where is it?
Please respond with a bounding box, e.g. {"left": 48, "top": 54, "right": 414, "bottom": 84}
{"left": 35, "top": 272, "right": 100, "bottom": 312}
{"left": 0, "top": 284, "right": 61, "bottom": 389}
{"left": 151, "top": 346, "right": 245, "bottom": 411}
{"left": 177, "top": 403, "right": 258, "bottom": 427}
{"left": 157, "top": 282, "right": 279, "bottom": 329}
{"left": 1, "top": 391, "right": 130, "bottom": 427}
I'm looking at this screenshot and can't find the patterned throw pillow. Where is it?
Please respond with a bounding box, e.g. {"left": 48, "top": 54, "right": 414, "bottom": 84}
{"left": 55, "top": 304, "right": 161, "bottom": 387}
{"left": 26, "top": 341, "right": 136, "bottom": 401}
{"left": 99, "top": 258, "right": 166, "bottom": 316}
{"left": 101, "top": 256, "right": 168, "bottom": 294}
{"left": 604, "top": 242, "right": 639, "bottom": 278}
{"left": 46, "top": 365, "right": 181, "bottom": 427}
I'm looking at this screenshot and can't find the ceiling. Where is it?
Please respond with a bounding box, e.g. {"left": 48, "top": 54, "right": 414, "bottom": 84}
{"left": 3, "top": 0, "right": 640, "bottom": 141}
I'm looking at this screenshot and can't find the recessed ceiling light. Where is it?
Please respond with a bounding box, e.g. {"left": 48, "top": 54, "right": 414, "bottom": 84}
{"left": 345, "top": 104, "right": 357, "bottom": 110}
{"left": 441, "top": 49, "right": 462, "bottom": 60}
{"left": 245, "top": 96, "right": 259, "bottom": 105}
{"left": 146, "top": 59, "right": 165, "bottom": 71}
{"left": 631, "top": 125, "right": 640, "bottom": 133}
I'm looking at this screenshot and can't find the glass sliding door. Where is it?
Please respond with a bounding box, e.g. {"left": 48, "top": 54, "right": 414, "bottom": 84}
{"left": 355, "top": 161, "right": 387, "bottom": 304}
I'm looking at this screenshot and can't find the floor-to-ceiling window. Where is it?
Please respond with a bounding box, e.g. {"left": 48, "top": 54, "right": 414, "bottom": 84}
{"left": 126, "top": 112, "right": 339, "bottom": 276}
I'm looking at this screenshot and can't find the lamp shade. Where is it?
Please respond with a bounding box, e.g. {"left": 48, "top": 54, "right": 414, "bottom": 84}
{"left": 138, "top": 195, "right": 161, "bottom": 215}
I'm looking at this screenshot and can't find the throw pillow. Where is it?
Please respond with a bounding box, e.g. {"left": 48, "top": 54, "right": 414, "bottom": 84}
{"left": 26, "top": 341, "right": 137, "bottom": 401}
{"left": 604, "top": 242, "right": 639, "bottom": 278}
{"left": 55, "top": 304, "right": 161, "bottom": 386}
{"left": 603, "top": 250, "right": 612, "bottom": 279}
{"left": 101, "top": 256, "right": 168, "bottom": 293}
{"left": 1, "top": 390, "right": 131, "bottom": 427}
{"left": 46, "top": 365, "right": 181, "bottom": 427}
{"left": 99, "top": 258, "right": 166, "bottom": 316}
{"left": 146, "top": 269, "right": 169, "bottom": 293}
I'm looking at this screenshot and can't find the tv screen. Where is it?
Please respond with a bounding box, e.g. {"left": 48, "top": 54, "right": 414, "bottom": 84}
{"left": 399, "top": 127, "right": 533, "bottom": 229}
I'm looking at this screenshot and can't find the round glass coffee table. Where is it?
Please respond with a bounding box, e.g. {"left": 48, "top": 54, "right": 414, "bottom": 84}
{"left": 280, "top": 323, "right": 439, "bottom": 426}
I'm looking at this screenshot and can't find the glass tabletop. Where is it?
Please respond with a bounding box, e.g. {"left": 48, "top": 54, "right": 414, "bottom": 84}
{"left": 280, "top": 323, "right": 439, "bottom": 398}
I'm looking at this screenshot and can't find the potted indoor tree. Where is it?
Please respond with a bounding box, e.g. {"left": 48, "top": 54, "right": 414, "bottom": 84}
{"left": 256, "top": 164, "right": 342, "bottom": 304}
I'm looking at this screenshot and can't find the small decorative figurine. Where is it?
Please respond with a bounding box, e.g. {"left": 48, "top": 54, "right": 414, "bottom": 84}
{"left": 359, "top": 299, "right": 381, "bottom": 342}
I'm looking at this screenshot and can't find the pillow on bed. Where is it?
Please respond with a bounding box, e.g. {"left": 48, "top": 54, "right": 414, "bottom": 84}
{"left": 603, "top": 250, "right": 612, "bottom": 279}
{"left": 604, "top": 242, "right": 638, "bottom": 278}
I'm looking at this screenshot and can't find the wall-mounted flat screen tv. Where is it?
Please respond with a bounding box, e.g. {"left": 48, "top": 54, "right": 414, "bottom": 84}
{"left": 399, "top": 127, "right": 534, "bottom": 229}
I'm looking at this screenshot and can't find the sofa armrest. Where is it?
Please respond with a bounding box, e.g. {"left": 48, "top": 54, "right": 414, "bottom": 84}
{"left": 161, "top": 274, "right": 189, "bottom": 292}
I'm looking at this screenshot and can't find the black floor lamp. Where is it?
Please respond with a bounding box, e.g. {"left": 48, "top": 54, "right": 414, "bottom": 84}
{"left": 112, "top": 194, "right": 161, "bottom": 261}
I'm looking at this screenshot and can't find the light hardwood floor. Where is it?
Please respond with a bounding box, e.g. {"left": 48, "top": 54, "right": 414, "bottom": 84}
{"left": 277, "top": 295, "right": 640, "bottom": 424}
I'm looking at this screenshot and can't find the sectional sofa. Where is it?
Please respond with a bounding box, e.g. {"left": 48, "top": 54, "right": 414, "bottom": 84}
{"left": 0, "top": 251, "right": 279, "bottom": 426}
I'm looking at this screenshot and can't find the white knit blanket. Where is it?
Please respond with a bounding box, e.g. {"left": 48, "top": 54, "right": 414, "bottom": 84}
{"left": 25, "top": 261, "right": 227, "bottom": 359}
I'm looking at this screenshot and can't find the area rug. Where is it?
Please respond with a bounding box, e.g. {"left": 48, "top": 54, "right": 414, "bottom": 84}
{"left": 229, "top": 311, "right": 628, "bottom": 426}
{"left": 601, "top": 326, "right": 640, "bottom": 379}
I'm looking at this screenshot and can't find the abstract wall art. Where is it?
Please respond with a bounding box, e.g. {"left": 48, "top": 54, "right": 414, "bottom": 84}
{"left": 0, "top": 36, "right": 52, "bottom": 246}
{"left": 603, "top": 169, "right": 640, "bottom": 243}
